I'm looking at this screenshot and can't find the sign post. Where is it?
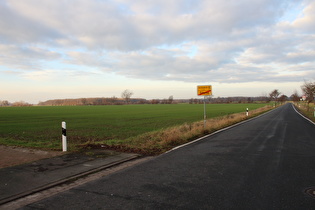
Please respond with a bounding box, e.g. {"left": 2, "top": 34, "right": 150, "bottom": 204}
{"left": 197, "top": 85, "right": 212, "bottom": 128}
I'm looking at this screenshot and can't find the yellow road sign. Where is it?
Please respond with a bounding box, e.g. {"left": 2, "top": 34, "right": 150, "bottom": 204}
{"left": 197, "top": 85, "right": 212, "bottom": 96}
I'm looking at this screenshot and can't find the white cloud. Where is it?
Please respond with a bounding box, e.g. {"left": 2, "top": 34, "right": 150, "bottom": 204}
{"left": 0, "top": 1, "right": 63, "bottom": 44}
{"left": 21, "top": 70, "right": 57, "bottom": 81}
{"left": 0, "top": 44, "right": 61, "bottom": 69}
{"left": 1, "top": 0, "right": 294, "bottom": 49}
{"left": 1, "top": 0, "right": 315, "bottom": 103}
{"left": 292, "top": 1, "right": 315, "bottom": 33}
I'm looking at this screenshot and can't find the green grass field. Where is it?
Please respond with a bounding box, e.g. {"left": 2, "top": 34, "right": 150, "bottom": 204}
{"left": 0, "top": 103, "right": 269, "bottom": 150}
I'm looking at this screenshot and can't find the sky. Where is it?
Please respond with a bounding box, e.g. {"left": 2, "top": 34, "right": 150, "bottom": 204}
{"left": 1, "top": 0, "right": 315, "bottom": 104}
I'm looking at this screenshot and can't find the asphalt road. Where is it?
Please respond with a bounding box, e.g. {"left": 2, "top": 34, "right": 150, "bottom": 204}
{"left": 22, "top": 103, "right": 315, "bottom": 210}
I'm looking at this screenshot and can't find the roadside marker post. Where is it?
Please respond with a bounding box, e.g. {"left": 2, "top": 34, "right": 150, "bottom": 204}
{"left": 246, "top": 108, "right": 249, "bottom": 116}
{"left": 197, "top": 85, "right": 212, "bottom": 129}
{"left": 62, "top": 121, "right": 67, "bottom": 152}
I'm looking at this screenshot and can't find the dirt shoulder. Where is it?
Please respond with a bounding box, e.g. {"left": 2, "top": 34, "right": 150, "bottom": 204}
{"left": 0, "top": 145, "right": 63, "bottom": 169}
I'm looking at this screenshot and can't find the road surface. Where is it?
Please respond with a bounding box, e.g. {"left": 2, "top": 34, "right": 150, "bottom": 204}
{"left": 22, "top": 103, "right": 315, "bottom": 209}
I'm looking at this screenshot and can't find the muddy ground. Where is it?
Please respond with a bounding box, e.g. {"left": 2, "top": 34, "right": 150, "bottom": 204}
{"left": 0, "top": 145, "right": 63, "bottom": 169}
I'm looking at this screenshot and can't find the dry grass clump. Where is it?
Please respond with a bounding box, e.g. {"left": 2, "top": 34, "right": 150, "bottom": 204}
{"left": 92, "top": 105, "right": 273, "bottom": 155}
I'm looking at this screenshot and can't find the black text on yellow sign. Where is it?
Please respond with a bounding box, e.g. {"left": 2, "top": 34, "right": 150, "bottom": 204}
{"left": 197, "top": 85, "right": 212, "bottom": 96}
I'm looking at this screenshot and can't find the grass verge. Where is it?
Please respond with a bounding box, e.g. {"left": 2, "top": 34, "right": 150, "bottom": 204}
{"left": 293, "top": 102, "right": 315, "bottom": 123}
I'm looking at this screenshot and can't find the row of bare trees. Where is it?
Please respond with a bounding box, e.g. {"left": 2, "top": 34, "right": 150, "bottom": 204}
{"left": 0, "top": 100, "right": 31, "bottom": 107}
{"left": 268, "top": 80, "right": 315, "bottom": 109}
{"left": 268, "top": 89, "right": 287, "bottom": 106}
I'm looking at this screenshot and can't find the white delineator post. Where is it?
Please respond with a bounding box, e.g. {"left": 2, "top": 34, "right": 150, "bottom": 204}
{"left": 62, "top": 121, "right": 67, "bottom": 152}
{"left": 246, "top": 108, "right": 249, "bottom": 117}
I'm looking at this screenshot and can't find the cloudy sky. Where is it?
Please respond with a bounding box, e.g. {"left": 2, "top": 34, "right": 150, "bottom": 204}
{"left": 1, "top": 0, "right": 315, "bottom": 103}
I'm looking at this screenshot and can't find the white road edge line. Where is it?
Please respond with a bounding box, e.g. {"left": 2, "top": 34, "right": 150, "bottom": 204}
{"left": 165, "top": 105, "right": 281, "bottom": 154}
{"left": 291, "top": 103, "right": 315, "bottom": 126}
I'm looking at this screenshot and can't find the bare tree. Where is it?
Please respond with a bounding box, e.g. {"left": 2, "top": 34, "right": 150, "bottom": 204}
{"left": 151, "top": 99, "right": 160, "bottom": 104}
{"left": 0, "top": 100, "right": 10, "bottom": 106}
{"left": 168, "top": 95, "right": 173, "bottom": 104}
{"left": 109, "top": 96, "right": 118, "bottom": 105}
{"left": 290, "top": 90, "right": 300, "bottom": 102}
{"left": 269, "top": 89, "right": 281, "bottom": 106}
{"left": 81, "top": 98, "right": 88, "bottom": 105}
{"left": 12, "top": 101, "right": 31, "bottom": 107}
{"left": 278, "top": 95, "right": 288, "bottom": 104}
{"left": 301, "top": 80, "right": 315, "bottom": 111}
{"left": 121, "top": 89, "right": 133, "bottom": 104}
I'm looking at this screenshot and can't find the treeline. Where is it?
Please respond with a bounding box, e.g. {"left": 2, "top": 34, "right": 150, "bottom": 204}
{"left": 0, "top": 95, "right": 292, "bottom": 107}
{"left": 0, "top": 100, "right": 32, "bottom": 107}
{"left": 37, "top": 96, "right": 272, "bottom": 106}
{"left": 188, "top": 96, "right": 271, "bottom": 104}
{"left": 38, "top": 97, "right": 147, "bottom": 106}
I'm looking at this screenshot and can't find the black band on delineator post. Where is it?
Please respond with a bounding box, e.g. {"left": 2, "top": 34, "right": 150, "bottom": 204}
{"left": 62, "top": 128, "right": 67, "bottom": 136}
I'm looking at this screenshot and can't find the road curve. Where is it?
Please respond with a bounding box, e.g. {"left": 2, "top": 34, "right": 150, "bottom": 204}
{"left": 23, "top": 103, "right": 315, "bottom": 209}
